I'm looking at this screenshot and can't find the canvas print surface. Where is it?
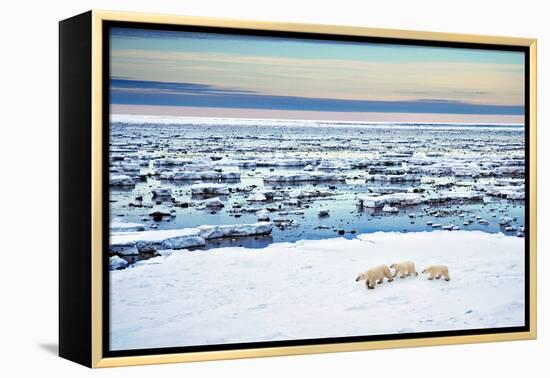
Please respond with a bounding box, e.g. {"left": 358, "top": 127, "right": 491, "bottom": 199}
{"left": 107, "top": 27, "right": 526, "bottom": 352}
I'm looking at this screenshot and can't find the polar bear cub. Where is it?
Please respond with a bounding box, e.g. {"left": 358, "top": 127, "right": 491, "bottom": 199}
{"left": 422, "top": 265, "right": 450, "bottom": 281}
{"left": 355, "top": 265, "right": 393, "bottom": 289}
{"left": 390, "top": 261, "right": 418, "bottom": 278}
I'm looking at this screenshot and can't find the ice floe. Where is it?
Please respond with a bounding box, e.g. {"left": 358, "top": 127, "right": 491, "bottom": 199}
{"left": 365, "top": 174, "right": 421, "bottom": 182}
{"left": 358, "top": 193, "right": 423, "bottom": 208}
{"left": 148, "top": 206, "right": 174, "bottom": 217}
{"left": 201, "top": 197, "right": 225, "bottom": 209}
{"left": 151, "top": 188, "right": 172, "bottom": 198}
{"left": 110, "top": 174, "right": 135, "bottom": 187}
{"left": 110, "top": 222, "right": 274, "bottom": 255}
{"left": 160, "top": 170, "right": 240, "bottom": 181}
{"left": 198, "top": 222, "right": 273, "bottom": 239}
{"left": 190, "top": 183, "right": 230, "bottom": 196}
{"left": 110, "top": 220, "right": 146, "bottom": 232}
{"left": 264, "top": 172, "right": 347, "bottom": 183}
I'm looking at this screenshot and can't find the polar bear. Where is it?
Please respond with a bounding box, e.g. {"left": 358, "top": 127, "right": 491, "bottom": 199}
{"left": 390, "top": 261, "right": 418, "bottom": 278}
{"left": 355, "top": 265, "right": 393, "bottom": 289}
{"left": 422, "top": 265, "right": 450, "bottom": 281}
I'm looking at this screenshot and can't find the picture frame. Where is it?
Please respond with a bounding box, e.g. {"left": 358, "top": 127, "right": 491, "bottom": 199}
{"left": 59, "top": 10, "right": 537, "bottom": 368}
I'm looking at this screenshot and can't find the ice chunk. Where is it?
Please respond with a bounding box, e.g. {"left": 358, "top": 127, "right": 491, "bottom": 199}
{"left": 161, "top": 235, "right": 206, "bottom": 250}
{"left": 256, "top": 209, "right": 270, "bottom": 221}
{"left": 110, "top": 161, "right": 141, "bottom": 177}
{"left": 154, "top": 158, "right": 196, "bottom": 167}
{"left": 452, "top": 166, "right": 481, "bottom": 177}
{"left": 219, "top": 172, "right": 241, "bottom": 180}
{"left": 318, "top": 209, "right": 330, "bottom": 216}
{"left": 160, "top": 171, "right": 240, "bottom": 181}
{"left": 358, "top": 193, "right": 422, "bottom": 208}
{"left": 247, "top": 190, "right": 276, "bottom": 201}
{"left": 426, "top": 191, "right": 483, "bottom": 203}
{"left": 264, "top": 172, "right": 346, "bottom": 183}
{"left": 110, "top": 220, "right": 145, "bottom": 232}
{"left": 110, "top": 174, "right": 135, "bottom": 187}
{"left": 152, "top": 188, "right": 172, "bottom": 198}
{"left": 367, "top": 186, "right": 414, "bottom": 194}
{"left": 202, "top": 197, "right": 225, "bottom": 209}
{"left": 110, "top": 241, "right": 139, "bottom": 255}
{"left": 149, "top": 206, "right": 173, "bottom": 216}
{"left": 198, "top": 222, "right": 273, "bottom": 239}
{"left": 500, "top": 217, "right": 513, "bottom": 226}
{"left": 256, "top": 157, "right": 319, "bottom": 167}
{"left": 317, "top": 160, "right": 349, "bottom": 170}
{"left": 483, "top": 185, "right": 525, "bottom": 200}
{"left": 111, "top": 228, "right": 202, "bottom": 253}
{"left": 495, "top": 166, "right": 525, "bottom": 176}
{"left": 191, "top": 183, "right": 230, "bottom": 196}
{"left": 285, "top": 198, "right": 301, "bottom": 206}
{"left": 289, "top": 190, "right": 332, "bottom": 199}
{"left": 161, "top": 171, "right": 217, "bottom": 180}
{"left": 248, "top": 192, "right": 267, "bottom": 201}
{"left": 110, "top": 256, "right": 128, "bottom": 270}
{"left": 503, "top": 190, "right": 525, "bottom": 200}
{"left": 382, "top": 204, "right": 399, "bottom": 213}
{"left": 365, "top": 174, "right": 420, "bottom": 182}
{"left": 495, "top": 178, "right": 524, "bottom": 187}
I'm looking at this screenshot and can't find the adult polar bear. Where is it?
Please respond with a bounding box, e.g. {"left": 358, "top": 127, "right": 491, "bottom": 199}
{"left": 355, "top": 265, "right": 393, "bottom": 289}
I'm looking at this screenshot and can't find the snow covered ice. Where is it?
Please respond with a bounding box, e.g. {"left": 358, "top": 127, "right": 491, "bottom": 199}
{"left": 110, "top": 231, "right": 525, "bottom": 350}
{"left": 110, "top": 222, "right": 274, "bottom": 254}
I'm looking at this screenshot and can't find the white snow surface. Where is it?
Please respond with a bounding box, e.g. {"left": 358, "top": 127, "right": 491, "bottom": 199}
{"left": 110, "top": 231, "right": 524, "bottom": 351}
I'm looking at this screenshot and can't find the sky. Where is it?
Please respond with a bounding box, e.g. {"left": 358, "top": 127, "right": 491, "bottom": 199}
{"left": 109, "top": 27, "right": 525, "bottom": 124}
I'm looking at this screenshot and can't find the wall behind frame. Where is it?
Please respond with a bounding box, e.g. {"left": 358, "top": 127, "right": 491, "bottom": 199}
{"left": 1, "top": 1, "right": 546, "bottom": 378}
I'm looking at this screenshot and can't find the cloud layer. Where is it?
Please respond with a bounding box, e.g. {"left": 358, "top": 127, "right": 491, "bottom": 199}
{"left": 109, "top": 28, "right": 525, "bottom": 119}
{"left": 111, "top": 79, "right": 523, "bottom": 115}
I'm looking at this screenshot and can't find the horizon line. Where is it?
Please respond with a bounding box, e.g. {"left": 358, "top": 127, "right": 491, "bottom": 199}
{"left": 110, "top": 104, "right": 524, "bottom": 125}
{"left": 110, "top": 112, "right": 524, "bottom": 127}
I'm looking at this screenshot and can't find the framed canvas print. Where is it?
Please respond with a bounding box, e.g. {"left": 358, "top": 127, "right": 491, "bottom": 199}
{"left": 59, "top": 10, "right": 537, "bottom": 368}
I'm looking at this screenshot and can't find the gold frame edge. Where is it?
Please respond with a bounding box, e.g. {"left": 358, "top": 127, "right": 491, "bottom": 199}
{"left": 89, "top": 9, "right": 537, "bottom": 368}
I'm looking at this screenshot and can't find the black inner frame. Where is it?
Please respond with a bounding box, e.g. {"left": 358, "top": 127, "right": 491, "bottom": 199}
{"left": 102, "top": 20, "right": 531, "bottom": 358}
